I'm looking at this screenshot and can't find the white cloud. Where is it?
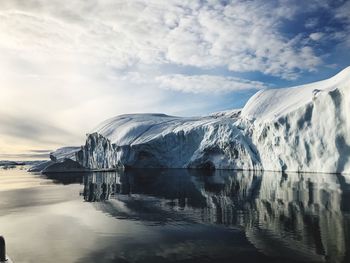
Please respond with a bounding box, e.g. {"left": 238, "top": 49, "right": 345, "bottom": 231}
{"left": 113, "top": 71, "right": 267, "bottom": 94}
{"left": 155, "top": 74, "right": 267, "bottom": 94}
{"left": 309, "top": 32, "right": 324, "bottom": 41}
{"left": 0, "top": 0, "right": 324, "bottom": 79}
{"left": 334, "top": 1, "right": 350, "bottom": 47}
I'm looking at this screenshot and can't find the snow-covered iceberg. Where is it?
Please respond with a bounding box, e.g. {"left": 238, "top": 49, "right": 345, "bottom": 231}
{"left": 34, "top": 67, "right": 350, "bottom": 174}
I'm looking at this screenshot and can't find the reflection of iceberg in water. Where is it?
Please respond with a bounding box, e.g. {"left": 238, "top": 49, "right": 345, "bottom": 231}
{"left": 82, "top": 172, "right": 119, "bottom": 202}
{"left": 82, "top": 170, "right": 350, "bottom": 262}
{"left": 246, "top": 172, "right": 348, "bottom": 263}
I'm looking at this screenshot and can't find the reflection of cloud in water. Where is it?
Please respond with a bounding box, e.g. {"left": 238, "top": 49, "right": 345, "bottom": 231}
{"left": 81, "top": 169, "right": 350, "bottom": 263}
{"left": 0, "top": 167, "right": 53, "bottom": 191}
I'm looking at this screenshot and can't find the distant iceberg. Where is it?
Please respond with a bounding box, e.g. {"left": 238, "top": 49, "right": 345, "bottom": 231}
{"left": 32, "top": 67, "right": 350, "bottom": 174}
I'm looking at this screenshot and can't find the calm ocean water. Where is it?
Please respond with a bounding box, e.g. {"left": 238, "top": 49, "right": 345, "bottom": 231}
{"left": 0, "top": 167, "right": 349, "bottom": 263}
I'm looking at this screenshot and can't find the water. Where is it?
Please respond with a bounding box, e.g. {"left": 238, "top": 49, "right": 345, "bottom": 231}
{"left": 0, "top": 167, "right": 350, "bottom": 263}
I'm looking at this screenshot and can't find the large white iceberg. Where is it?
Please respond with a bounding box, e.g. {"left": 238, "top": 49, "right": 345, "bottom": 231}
{"left": 35, "top": 67, "right": 350, "bottom": 174}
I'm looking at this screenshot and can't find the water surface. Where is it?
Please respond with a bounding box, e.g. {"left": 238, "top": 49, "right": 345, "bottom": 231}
{"left": 0, "top": 167, "right": 349, "bottom": 263}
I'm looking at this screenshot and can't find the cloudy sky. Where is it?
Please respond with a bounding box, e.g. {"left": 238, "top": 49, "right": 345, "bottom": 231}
{"left": 0, "top": 0, "right": 349, "bottom": 159}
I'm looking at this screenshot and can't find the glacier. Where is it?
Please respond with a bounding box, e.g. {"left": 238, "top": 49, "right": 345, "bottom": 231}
{"left": 33, "top": 67, "right": 350, "bottom": 174}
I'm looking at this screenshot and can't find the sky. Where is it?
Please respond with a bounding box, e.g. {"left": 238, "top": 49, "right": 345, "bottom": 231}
{"left": 0, "top": 0, "right": 349, "bottom": 160}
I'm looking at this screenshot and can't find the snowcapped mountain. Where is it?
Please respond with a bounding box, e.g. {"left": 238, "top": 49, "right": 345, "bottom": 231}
{"left": 33, "top": 67, "right": 350, "bottom": 174}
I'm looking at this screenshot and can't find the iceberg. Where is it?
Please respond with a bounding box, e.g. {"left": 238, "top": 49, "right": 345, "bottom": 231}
{"left": 33, "top": 67, "right": 350, "bottom": 174}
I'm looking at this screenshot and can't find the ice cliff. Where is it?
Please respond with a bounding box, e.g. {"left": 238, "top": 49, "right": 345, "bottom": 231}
{"left": 34, "top": 67, "right": 350, "bottom": 174}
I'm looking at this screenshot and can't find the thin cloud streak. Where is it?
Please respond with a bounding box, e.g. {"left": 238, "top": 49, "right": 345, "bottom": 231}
{"left": 155, "top": 74, "right": 268, "bottom": 94}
